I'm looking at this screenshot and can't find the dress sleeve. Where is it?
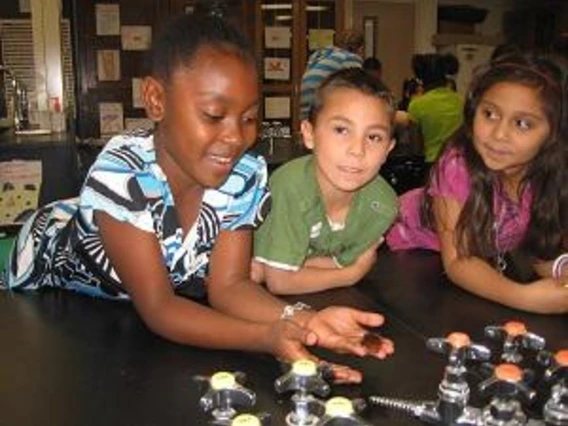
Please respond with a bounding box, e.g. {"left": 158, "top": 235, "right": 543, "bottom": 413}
{"left": 253, "top": 170, "right": 310, "bottom": 271}
{"left": 79, "top": 141, "right": 155, "bottom": 233}
{"left": 219, "top": 154, "right": 270, "bottom": 231}
{"left": 427, "top": 148, "right": 470, "bottom": 204}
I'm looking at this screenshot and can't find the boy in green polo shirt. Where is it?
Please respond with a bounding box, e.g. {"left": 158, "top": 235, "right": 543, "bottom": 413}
{"left": 253, "top": 68, "right": 398, "bottom": 295}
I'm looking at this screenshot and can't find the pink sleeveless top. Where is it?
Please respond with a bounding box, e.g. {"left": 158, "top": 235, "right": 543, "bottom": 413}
{"left": 386, "top": 148, "right": 532, "bottom": 252}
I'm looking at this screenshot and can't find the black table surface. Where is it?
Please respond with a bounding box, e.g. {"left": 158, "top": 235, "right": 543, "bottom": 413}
{"left": 0, "top": 249, "right": 566, "bottom": 426}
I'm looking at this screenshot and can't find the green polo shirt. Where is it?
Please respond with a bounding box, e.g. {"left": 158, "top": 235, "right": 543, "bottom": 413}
{"left": 254, "top": 155, "right": 398, "bottom": 270}
{"left": 408, "top": 87, "right": 463, "bottom": 163}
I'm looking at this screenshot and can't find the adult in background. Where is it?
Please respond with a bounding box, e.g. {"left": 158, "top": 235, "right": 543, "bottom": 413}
{"left": 300, "top": 29, "right": 364, "bottom": 120}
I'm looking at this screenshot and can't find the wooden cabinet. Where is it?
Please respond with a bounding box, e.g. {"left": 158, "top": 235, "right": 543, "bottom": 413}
{"left": 70, "top": 0, "right": 253, "bottom": 139}
{"left": 69, "top": 0, "right": 343, "bottom": 139}
{"left": 254, "top": 0, "right": 344, "bottom": 136}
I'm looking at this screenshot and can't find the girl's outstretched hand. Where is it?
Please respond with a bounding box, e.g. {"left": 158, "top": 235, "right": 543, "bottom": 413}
{"left": 306, "top": 306, "right": 394, "bottom": 359}
{"left": 267, "top": 319, "right": 367, "bottom": 383}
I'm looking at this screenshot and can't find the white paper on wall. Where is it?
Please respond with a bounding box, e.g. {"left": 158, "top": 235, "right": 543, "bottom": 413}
{"left": 121, "top": 26, "right": 152, "bottom": 51}
{"left": 125, "top": 118, "right": 154, "bottom": 131}
{"left": 264, "top": 57, "right": 290, "bottom": 80}
{"left": 264, "top": 97, "right": 290, "bottom": 119}
{"left": 99, "top": 102, "right": 124, "bottom": 136}
{"left": 97, "top": 50, "right": 121, "bottom": 81}
{"left": 308, "top": 29, "right": 335, "bottom": 50}
{"left": 95, "top": 4, "right": 120, "bottom": 36}
{"left": 0, "top": 160, "right": 42, "bottom": 225}
{"left": 132, "top": 78, "right": 144, "bottom": 108}
{"left": 264, "top": 27, "right": 291, "bottom": 49}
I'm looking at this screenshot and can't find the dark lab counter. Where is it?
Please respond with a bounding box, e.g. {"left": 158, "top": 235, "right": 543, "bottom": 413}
{"left": 0, "top": 130, "right": 81, "bottom": 209}
{"left": 1, "top": 249, "right": 566, "bottom": 425}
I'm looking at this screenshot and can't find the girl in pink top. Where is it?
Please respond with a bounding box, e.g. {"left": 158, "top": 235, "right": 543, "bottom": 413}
{"left": 387, "top": 52, "right": 568, "bottom": 314}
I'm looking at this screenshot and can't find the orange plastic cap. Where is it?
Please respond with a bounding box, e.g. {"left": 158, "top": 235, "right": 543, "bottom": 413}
{"left": 554, "top": 349, "right": 568, "bottom": 367}
{"left": 495, "top": 363, "right": 523, "bottom": 382}
{"left": 446, "top": 332, "right": 471, "bottom": 348}
{"left": 503, "top": 321, "right": 527, "bottom": 337}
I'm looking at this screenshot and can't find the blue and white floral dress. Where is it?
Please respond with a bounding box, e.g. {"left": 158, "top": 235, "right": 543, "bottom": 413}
{"left": 2, "top": 131, "right": 269, "bottom": 300}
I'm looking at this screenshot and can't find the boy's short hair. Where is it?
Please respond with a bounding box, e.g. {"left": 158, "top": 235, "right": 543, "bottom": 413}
{"left": 334, "top": 29, "right": 364, "bottom": 53}
{"left": 308, "top": 68, "right": 396, "bottom": 127}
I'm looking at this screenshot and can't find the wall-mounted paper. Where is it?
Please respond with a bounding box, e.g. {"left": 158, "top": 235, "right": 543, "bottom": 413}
{"left": 265, "top": 26, "right": 291, "bottom": 49}
{"left": 264, "top": 97, "right": 290, "bottom": 119}
{"left": 308, "top": 29, "right": 335, "bottom": 50}
{"left": 264, "top": 57, "right": 290, "bottom": 81}
{"left": 95, "top": 3, "right": 120, "bottom": 36}
{"left": 125, "top": 118, "right": 154, "bottom": 132}
{"left": 18, "top": 0, "right": 30, "bottom": 13}
{"left": 99, "top": 102, "right": 124, "bottom": 136}
{"left": 121, "top": 25, "right": 152, "bottom": 51}
{"left": 0, "top": 160, "right": 42, "bottom": 225}
{"left": 132, "top": 78, "right": 144, "bottom": 108}
{"left": 97, "top": 50, "right": 121, "bottom": 81}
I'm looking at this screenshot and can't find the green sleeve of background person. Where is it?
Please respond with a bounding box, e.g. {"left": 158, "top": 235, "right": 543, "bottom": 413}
{"left": 333, "top": 175, "right": 399, "bottom": 267}
{"left": 254, "top": 157, "right": 315, "bottom": 270}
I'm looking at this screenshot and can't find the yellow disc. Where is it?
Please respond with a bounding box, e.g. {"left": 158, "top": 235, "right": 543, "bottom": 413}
{"left": 291, "top": 359, "right": 317, "bottom": 376}
{"left": 210, "top": 371, "right": 236, "bottom": 390}
{"left": 231, "top": 414, "right": 261, "bottom": 426}
{"left": 325, "top": 397, "right": 354, "bottom": 417}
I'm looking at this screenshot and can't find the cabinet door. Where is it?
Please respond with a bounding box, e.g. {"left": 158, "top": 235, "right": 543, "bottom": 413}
{"left": 256, "top": 0, "right": 343, "bottom": 137}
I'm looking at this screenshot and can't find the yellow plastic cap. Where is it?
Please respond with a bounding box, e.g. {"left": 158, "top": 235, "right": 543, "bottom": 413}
{"left": 325, "top": 397, "right": 355, "bottom": 417}
{"left": 210, "top": 371, "right": 236, "bottom": 390}
{"left": 231, "top": 414, "right": 261, "bottom": 426}
{"left": 292, "top": 359, "right": 317, "bottom": 377}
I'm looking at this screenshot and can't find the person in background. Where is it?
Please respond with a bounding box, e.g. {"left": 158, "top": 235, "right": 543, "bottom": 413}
{"left": 252, "top": 68, "right": 398, "bottom": 295}
{"left": 443, "top": 53, "right": 460, "bottom": 91}
{"left": 397, "top": 77, "right": 424, "bottom": 112}
{"left": 398, "top": 53, "right": 464, "bottom": 169}
{"left": 300, "top": 29, "right": 364, "bottom": 120}
{"left": 363, "top": 56, "right": 383, "bottom": 81}
{"left": 387, "top": 52, "right": 568, "bottom": 314}
{"left": 491, "top": 43, "right": 523, "bottom": 62}
{"left": 2, "top": 8, "right": 394, "bottom": 383}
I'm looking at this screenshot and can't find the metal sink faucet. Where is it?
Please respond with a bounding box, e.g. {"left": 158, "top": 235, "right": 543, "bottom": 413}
{"left": 0, "top": 64, "right": 30, "bottom": 131}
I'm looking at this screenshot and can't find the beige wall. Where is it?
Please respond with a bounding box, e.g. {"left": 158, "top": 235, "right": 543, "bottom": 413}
{"left": 353, "top": 1, "right": 415, "bottom": 100}
{"left": 350, "top": 0, "right": 513, "bottom": 101}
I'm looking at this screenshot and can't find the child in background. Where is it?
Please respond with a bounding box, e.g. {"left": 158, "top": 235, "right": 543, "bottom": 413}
{"left": 363, "top": 56, "right": 383, "bottom": 81}
{"left": 300, "top": 29, "right": 364, "bottom": 120}
{"left": 387, "top": 52, "right": 568, "bottom": 314}
{"left": 398, "top": 53, "right": 464, "bottom": 168}
{"left": 253, "top": 68, "right": 398, "bottom": 294}
{"left": 398, "top": 77, "right": 424, "bottom": 112}
{"left": 2, "top": 9, "right": 394, "bottom": 382}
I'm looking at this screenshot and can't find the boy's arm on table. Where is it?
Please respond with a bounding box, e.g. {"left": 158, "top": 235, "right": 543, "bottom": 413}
{"left": 262, "top": 243, "right": 379, "bottom": 295}
{"left": 433, "top": 196, "right": 568, "bottom": 314}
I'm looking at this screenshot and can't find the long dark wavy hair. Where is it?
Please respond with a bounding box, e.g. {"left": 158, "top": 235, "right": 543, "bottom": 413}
{"left": 422, "top": 52, "right": 568, "bottom": 261}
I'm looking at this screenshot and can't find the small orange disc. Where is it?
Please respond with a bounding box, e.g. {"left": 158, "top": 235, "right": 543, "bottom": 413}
{"left": 446, "top": 332, "right": 471, "bottom": 348}
{"left": 554, "top": 349, "right": 568, "bottom": 367}
{"left": 495, "top": 363, "right": 523, "bottom": 382}
{"left": 503, "top": 321, "right": 527, "bottom": 337}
